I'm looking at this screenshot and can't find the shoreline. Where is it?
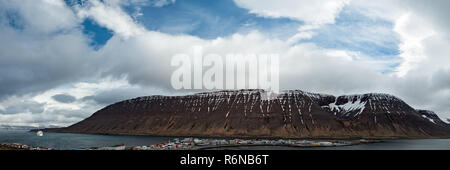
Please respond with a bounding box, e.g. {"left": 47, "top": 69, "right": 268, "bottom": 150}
{"left": 30, "top": 129, "right": 450, "bottom": 140}
{"left": 196, "top": 139, "right": 382, "bottom": 150}
{"left": 126, "top": 138, "right": 382, "bottom": 150}
{"left": 0, "top": 136, "right": 381, "bottom": 150}
{"left": 195, "top": 142, "right": 373, "bottom": 150}
{"left": 4, "top": 130, "right": 450, "bottom": 150}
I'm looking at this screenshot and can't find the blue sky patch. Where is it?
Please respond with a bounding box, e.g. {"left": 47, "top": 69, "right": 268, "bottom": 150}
{"left": 4, "top": 10, "right": 25, "bottom": 30}
{"left": 81, "top": 18, "right": 113, "bottom": 50}
{"left": 70, "top": 0, "right": 401, "bottom": 60}
{"left": 300, "top": 7, "right": 401, "bottom": 58}
{"left": 125, "top": 0, "right": 303, "bottom": 39}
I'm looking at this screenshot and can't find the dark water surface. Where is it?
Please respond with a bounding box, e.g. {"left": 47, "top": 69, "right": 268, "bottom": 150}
{"left": 0, "top": 130, "right": 170, "bottom": 149}
{"left": 1, "top": 130, "right": 450, "bottom": 150}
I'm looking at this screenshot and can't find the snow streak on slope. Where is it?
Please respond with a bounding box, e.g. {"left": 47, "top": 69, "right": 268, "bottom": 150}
{"left": 326, "top": 95, "right": 367, "bottom": 117}
{"left": 417, "top": 109, "right": 449, "bottom": 126}
{"left": 422, "top": 115, "right": 436, "bottom": 124}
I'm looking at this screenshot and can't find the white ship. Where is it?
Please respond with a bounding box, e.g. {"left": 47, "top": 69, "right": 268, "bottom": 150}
{"left": 36, "top": 130, "right": 43, "bottom": 137}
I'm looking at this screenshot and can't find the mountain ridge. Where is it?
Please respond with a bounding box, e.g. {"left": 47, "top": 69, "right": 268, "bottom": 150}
{"left": 39, "top": 89, "right": 450, "bottom": 139}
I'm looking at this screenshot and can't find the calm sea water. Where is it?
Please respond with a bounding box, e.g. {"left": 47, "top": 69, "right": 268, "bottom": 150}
{"left": 0, "top": 130, "right": 171, "bottom": 150}
{"left": 1, "top": 130, "right": 450, "bottom": 150}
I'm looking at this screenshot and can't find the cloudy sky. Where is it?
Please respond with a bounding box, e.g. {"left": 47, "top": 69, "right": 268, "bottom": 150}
{"left": 1, "top": 0, "right": 450, "bottom": 126}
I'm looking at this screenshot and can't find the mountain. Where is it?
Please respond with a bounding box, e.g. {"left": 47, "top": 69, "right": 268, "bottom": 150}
{"left": 41, "top": 90, "right": 450, "bottom": 139}
{"left": 0, "top": 125, "right": 37, "bottom": 130}
{"left": 2, "top": 125, "right": 61, "bottom": 130}
{"left": 416, "top": 110, "right": 449, "bottom": 127}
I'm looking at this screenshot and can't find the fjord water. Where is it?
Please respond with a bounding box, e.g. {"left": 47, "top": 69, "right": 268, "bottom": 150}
{"left": 1, "top": 130, "right": 450, "bottom": 150}
{"left": 0, "top": 130, "right": 170, "bottom": 149}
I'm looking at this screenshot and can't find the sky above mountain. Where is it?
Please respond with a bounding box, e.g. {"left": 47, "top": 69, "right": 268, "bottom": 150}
{"left": 1, "top": 0, "right": 450, "bottom": 126}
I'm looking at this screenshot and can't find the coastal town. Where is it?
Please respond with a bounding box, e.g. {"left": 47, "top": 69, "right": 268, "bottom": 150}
{"left": 128, "top": 138, "right": 374, "bottom": 150}
{"left": 1, "top": 138, "right": 375, "bottom": 150}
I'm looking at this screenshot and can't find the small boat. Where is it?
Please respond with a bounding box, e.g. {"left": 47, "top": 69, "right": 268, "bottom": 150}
{"left": 36, "top": 130, "right": 43, "bottom": 137}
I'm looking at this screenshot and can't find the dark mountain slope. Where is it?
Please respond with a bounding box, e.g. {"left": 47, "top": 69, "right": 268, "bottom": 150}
{"left": 43, "top": 90, "right": 450, "bottom": 139}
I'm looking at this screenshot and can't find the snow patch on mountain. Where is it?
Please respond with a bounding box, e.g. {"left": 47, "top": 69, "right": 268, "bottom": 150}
{"left": 417, "top": 109, "right": 449, "bottom": 125}
{"left": 444, "top": 118, "right": 450, "bottom": 124}
{"left": 322, "top": 95, "right": 367, "bottom": 117}
{"left": 422, "top": 115, "right": 436, "bottom": 124}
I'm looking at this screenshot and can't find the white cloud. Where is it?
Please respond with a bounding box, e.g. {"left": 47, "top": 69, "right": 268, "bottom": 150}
{"left": 75, "top": 0, "right": 146, "bottom": 38}
{"left": 234, "top": 0, "right": 350, "bottom": 44}
{"left": 234, "top": 0, "right": 349, "bottom": 25}
{"left": 2, "top": 0, "right": 450, "bottom": 126}
{"left": 151, "top": 0, "right": 176, "bottom": 7}
{"left": 393, "top": 13, "right": 436, "bottom": 77}
{"left": 348, "top": 0, "right": 450, "bottom": 117}
{"left": 0, "top": 77, "right": 145, "bottom": 126}
{"left": 287, "top": 31, "right": 316, "bottom": 44}
{"left": 0, "top": 0, "right": 79, "bottom": 33}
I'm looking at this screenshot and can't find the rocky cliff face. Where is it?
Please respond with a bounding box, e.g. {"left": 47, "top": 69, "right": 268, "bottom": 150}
{"left": 46, "top": 90, "right": 450, "bottom": 139}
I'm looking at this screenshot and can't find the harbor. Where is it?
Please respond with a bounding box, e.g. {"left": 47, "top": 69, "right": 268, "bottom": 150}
{"left": 128, "top": 138, "right": 378, "bottom": 150}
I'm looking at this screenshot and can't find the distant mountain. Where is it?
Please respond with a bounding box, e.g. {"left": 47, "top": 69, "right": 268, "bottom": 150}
{"left": 416, "top": 110, "right": 448, "bottom": 127}
{"left": 41, "top": 90, "right": 450, "bottom": 139}
{"left": 0, "top": 125, "right": 37, "bottom": 130}
{"left": 0, "top": 125, "right": 61, "bottom": 130}
{"left": 1, "top": 125, "right": 61, "bottom": 130}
